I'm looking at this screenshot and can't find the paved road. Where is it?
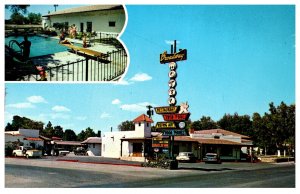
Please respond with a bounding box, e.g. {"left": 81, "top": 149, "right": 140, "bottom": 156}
{"left": 5, "top": 158, "right": 295, "bottom": 188}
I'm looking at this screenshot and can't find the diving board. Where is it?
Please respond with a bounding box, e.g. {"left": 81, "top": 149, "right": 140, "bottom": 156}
{"left": 60, "top": 43, "right": 109, "bottom": 60}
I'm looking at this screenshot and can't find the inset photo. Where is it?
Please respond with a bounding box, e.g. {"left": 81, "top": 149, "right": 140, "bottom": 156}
{"left": 5, "top": 4, "right": 128, "bottom": 81}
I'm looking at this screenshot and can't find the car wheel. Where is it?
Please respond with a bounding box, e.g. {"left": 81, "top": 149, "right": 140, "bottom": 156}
{"left": 26, "top": 154, "right": 29, "bottom": 159}
{"left": 13, "top": 153, "right": 17, "bottom": 157}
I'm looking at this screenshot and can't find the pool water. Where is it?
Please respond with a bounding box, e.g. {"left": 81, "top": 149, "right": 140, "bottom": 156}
{"left": 5, "top": 35, "right": 82, "bottom": 58}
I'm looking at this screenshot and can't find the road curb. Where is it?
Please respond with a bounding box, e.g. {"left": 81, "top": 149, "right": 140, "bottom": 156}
{"left": 56, "top": 159, "right": 142, "bottom": 167}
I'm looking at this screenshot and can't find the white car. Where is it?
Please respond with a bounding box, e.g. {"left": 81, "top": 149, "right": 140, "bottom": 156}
{"left": 12, "top": 146, "right": 42, "bottom": 159}
{"left": 176, "top": 152, "right": 197, "bottom": 162}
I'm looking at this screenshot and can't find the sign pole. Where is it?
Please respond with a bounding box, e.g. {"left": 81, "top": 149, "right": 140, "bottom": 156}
{"left": 170, "top": 40, "right": 176, "bottom": 160}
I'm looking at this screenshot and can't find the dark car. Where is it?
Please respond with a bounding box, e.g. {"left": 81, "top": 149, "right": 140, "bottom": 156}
{"left": 203, "top": 153, "right": 222, "bottom": 164}
{"left": 241, "top": 152, "right": 258, "bottom": 162}
{"left": 74, "top": 147, "right": 87, "bottom": 155}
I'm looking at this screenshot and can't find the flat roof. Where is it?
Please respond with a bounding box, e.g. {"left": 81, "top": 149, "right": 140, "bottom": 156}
{"left": 43, "top": 5, "right": 123, "bottom": 17}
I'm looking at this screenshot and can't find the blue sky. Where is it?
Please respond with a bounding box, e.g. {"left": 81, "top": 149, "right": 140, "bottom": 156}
{"left": 4, "top": 5, "right": 295, "bottom": 134}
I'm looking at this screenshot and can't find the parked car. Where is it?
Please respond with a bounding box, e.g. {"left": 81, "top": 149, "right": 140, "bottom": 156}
{"left": 203, "top": 153, "right": 221, "bottom": 164}
{"left": 52, "top": 148, "right": 70, "bottom": 156}
{"left": 74, "top": 147, "right": 87, "bottom": 155}
{"left": 176, "top": 152, "right": 197, "bottom": 162}
{"left": 240, "top": 152, "right": 258, "bottom": 162}
{"left": 12, "top": 146, "right": 42, "bottom": 159}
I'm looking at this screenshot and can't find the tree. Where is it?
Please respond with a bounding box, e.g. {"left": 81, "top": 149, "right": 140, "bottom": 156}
{"left": 53, "top": 125, "right": 64, "bottom": 138}
{"left": 27, "top": 12, "right": 42, "bottom": 24}
{"left": 7, "top": 115, "right": 44, "bottom": 131}
{"left": 191, "top": 116, "right": 218, "bottom": 131}
{"left": 77, "top": 127, "right": 96, "bottom": 141}
{"left": 263, "top": 102, "right": 295, "bottom": 155}
{"left": 252, "top": 112, "right": 271, "bottom": 154}
{"left": 41, "top": 121, "right": 54, "bottom": 137}
{"left": 5, "top": 123, "right": 13, "bottom": 131}
{"left": 118, "top": 120, "right": 135, "bottom": 131}
{"left": 10, "top": 12, "right": 26, "bottom": 25}
{"left": 63, "top": 129, "right": 77, "bottom": 141}
{"left": 5, "top": 5, "right": 30, "bottom": 14}
{"left": 217, "top": 113, "right": 252, "bottom": 136}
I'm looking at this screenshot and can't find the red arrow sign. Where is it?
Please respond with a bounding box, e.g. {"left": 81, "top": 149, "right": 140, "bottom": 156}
{"left": 163, "top": 113, "right": 190, "bottom": 121}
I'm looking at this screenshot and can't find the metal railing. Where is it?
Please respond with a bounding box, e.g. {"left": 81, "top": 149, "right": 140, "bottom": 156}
{"left": 22, "top": 48, "right": 127, "bottom": 81}
{"left": 90, "top": 32, "right": 121, "bottom": 47}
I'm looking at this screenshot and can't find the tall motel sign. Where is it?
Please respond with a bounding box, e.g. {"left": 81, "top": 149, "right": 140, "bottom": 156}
{"left": 152, "top": 40, "right": 190, "bottom": 159}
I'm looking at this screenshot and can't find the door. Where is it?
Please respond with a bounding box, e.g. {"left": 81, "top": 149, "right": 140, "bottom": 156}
{"left": 87, "top": 22, "right": 92, "bottom": 33}
{"left": 80, "top": 23, "right": 84, "bottom": 33}
{"left": 132, "top": 143, "right": 143, "bottom": 157}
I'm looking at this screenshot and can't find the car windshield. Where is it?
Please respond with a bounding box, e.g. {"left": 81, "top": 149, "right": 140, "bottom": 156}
{"left": 179, "top": 153, "right": 187, "bottom": 156}
{"left": 206, "top": 154, "right": 217, "bottom": 157}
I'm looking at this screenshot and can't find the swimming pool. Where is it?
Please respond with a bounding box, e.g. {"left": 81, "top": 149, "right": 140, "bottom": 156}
{"left": 5, "top": 35, "right": 82, "bottom": 58}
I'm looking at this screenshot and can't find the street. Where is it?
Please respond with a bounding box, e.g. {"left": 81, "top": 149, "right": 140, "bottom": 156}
{"left": 5, "top": 157, "right": 295, "bottom": 188}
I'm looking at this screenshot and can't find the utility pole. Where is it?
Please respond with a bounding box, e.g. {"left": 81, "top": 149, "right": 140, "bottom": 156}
{"left": 146, "top": 105, "right": 154, "bottom": 118}
{"left": 54, "top": 5, "right": 58, "bottom": 12}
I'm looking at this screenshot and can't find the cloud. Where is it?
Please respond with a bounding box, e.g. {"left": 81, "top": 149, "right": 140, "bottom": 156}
{"left": 50, "top": 113, "right": 70, "bottom": 120}
{"left": 120, "top": 102, "right": 152, "bottom": 112}
{"left": 129, "top": 73, "right": 152, "bottom": 82}
{"left": 112, "top": 99, "right": 121, "bottom": 105}
{"left": 100, "top": 112, "right": 111, "bottom": 119}
{"left": 165, "top": 40, "right": 181, "bottom": 45}
{"left": 52, "top": 105, "right": 71, "bottom": 112}
{"left": 75, "top": 116, "right": 87, "bottom": 121}
{"left": 6, "top": 102, "right": 35, "bottom": 109}
{"left": 113, "top": 79, "right": 131, "bottom": 85}
{"left": 27, "top": 96, "right": 47, "bottom": 103}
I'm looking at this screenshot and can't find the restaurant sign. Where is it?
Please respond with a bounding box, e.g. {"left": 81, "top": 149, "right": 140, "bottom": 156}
{"left": 152, "top": 138, "right": 169, "bottom": 148}
{"left": 163, "top": 113, "right": 190, "bottom": 121}
{"left": 154, "top": 106, "right": 180, "bottom": 114}
{"left": 162, "top": 130, "right": 186, "bottom": 136}
{"left": 155, "top": 121, "right": 176, "bottom": 129}
{"left": 160, "top": 49, "right": 187, "bottom": 64}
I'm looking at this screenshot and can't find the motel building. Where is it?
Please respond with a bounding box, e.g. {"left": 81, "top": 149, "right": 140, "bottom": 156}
{"left": 102, "top": 114, "right": 153, "bottom": 162}
{"left": 102, "top": 114, "right": 254, "bottom": 162}
{"left": 5, "top": 129, "right": 44, "bottom": 149}
{"left": 42, "top": 5, "right": 126, "bottom": 35}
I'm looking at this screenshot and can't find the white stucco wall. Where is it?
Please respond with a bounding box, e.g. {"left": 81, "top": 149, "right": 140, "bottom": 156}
{"left": 45, "top": 9, "right": 125, "bottom": 33}
{"left": 102, "top": 121, "right": 152, "bottom": 158}
{"left": 5, "top": 134, "right": 24, "bottom": 143}
{"left": 190, "top": 133, "right": 242, "bottom": 143}
{"left": 19, "top": 129, "right": 39, "bottom": 137}
{"left": 87, "top": 143, "right": 101, "bottom": 156}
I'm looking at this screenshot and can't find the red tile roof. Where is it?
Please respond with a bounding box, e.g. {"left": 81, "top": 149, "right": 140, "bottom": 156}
{"left": 133, "top": 114, "right": 153, "bottom": 123}
{"left": 51, "top": 136, "right": 63, "bottom": 140}
{"left": 23, "top": 137, "right": 43, "bottom": 141}
{"left": 193, "top": 129, "right": 250, "bottom": 139}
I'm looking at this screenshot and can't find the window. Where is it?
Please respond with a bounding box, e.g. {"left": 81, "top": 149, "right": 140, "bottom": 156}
{"left": 147, "top": 123, "right": 149, "bottom": 127}
{"left": 109, "top": 21, "right": 116, "bottom": 27}
{"left": 93, "top": 143, "right": 95, "bottom": 148}
{"left": 139, "top": 122, "right": 141, "bottom": 126}
{"left": 214, "top": 136, "right": 220, "bottom": 139}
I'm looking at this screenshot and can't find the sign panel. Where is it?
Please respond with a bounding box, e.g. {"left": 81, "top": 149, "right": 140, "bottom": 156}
{"left": 162, "top": 129, "right": 187, "bottom": 136}
{"left": 163, "top": 113, "right": 190, "bottom": 121}
{"left": 152, "top": 138, "right": 169, "bottom": 148}
{"left": 154, "top": 106, "right": 180, "bottom": 114}
{"left": 160, "top": 49, "right": 187, "bottom": 64}
{"left": 155, "top": 122, "right": 176, "bottom": 129}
